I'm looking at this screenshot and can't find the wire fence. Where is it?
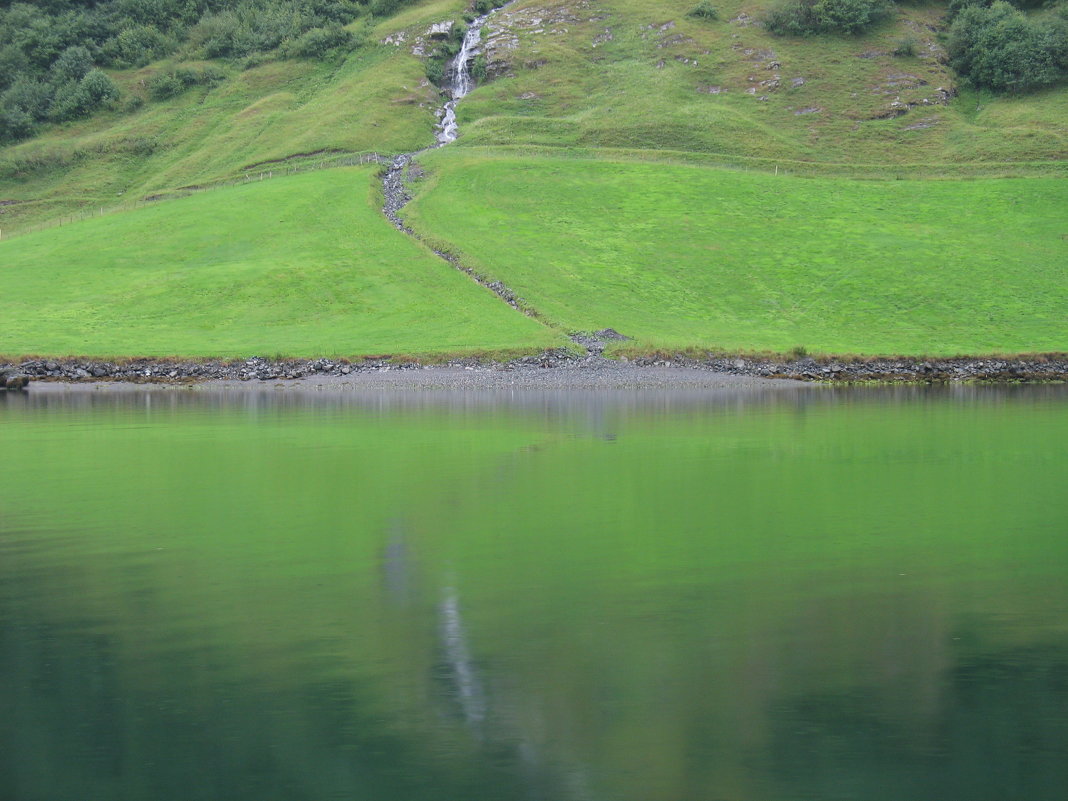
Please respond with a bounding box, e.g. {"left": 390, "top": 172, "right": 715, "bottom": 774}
{"left": 0, "top": 150, "right": 389, "bottom": 242}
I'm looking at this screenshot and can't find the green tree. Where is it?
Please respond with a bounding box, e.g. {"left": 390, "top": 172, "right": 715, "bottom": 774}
{"left": 948, "top": 1, "right": 1066, "bottom": 92}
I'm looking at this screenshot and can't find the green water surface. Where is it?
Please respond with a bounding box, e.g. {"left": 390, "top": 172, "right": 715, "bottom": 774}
{"left": 1, "top": 385, "right": 1066, "bottom": 801}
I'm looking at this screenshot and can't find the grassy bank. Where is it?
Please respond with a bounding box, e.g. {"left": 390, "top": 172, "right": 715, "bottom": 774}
{"left": 404, "top": 151, "right": 1068, "bottom": 356}
{"left": 0, "top": 167, "right": 558, "bottom": 358}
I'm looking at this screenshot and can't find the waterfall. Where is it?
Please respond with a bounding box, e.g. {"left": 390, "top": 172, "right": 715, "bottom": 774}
{"left": 436, "top": 10, "right": 496, "bottom": 145}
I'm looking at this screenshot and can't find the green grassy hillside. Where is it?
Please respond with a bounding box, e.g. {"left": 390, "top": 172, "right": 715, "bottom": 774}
{"left": 0, "top": 166, "right": 557, "bottom": 357}
{"left": 0, "top": 0, "right": 1065, "bottom": 360}
{"left": 405, "top": 151, "right": 1068, "bottom": 355}
{"left": 3, "top": 0, "right": 1066, "bottom": 235}
{"left": 454, "top": 0, "right": 1068, "bottom": 167}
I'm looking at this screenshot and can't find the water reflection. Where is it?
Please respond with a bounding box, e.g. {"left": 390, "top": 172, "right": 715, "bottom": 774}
{"left": 1, "top": 384, "right": 1066, "bottom": 800}
{"left": 437, "top": 586, "right": 488, "bottom": 731}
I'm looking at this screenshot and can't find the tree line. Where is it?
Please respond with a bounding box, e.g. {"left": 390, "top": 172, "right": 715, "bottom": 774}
{"left": 0, "top": 0, "right": 421, "bottom": 145}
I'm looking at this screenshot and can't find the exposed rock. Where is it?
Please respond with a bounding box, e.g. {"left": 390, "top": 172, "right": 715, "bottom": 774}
{"left": 427, "top": 21, "right": 454, "bottom": 40}
{"left": 657, "top": 34, "right": 694, "bottom": 48}
{"left": 592, "top": 28, "right": 613, "bottom": 46}
{"left": 7, "top": 355, "right": 1066, "bottom": 385}
{"left": 794, "top": 106, "right": 821, "bottom": 115}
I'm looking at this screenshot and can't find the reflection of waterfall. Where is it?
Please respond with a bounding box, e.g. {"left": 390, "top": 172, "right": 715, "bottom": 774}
{"left": 438, "top": 588, "right": 488, "bottom": 729}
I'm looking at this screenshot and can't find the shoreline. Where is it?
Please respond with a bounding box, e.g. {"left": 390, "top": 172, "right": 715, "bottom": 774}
{"left": 4, "top": 351, "right": 1068, "bottom": 390}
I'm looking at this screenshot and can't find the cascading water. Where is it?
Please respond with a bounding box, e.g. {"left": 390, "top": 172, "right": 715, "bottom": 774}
{"left": 436, "top": 12, "right": 494, "bottom": 145}
{"left": 380, "top": 3, "right": 539, "bottom": 319}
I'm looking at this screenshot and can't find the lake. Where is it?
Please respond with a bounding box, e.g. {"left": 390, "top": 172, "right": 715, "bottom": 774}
{"left": 1, "top": 384, "right": 1066, "bottom": 801}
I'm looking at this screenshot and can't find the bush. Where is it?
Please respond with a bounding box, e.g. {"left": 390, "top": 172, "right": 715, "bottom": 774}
{"left": 425, "top": 57, "right": 445, "bottom": 85}
{"left": 948, "top": 1, "right": 1066, "bottom": 92}
{"left": 50, "top": 46, "right": 93, "bottom": 84}
{"left": 79, "top": 69, "right": 121, "bottom": 106}
{"left": 147, "top": 66, "right": 224, "bottom": 100}
{"left": 1, "top": 77, "right": 55, "bottom": 121}
{"left": 104, "top": 25, "right": 174, "bottom": 68}
{"left": 765, "top": 0, "right": 894, "bottom": 35}
{"left": 472, "top": 53, "right": 487, "bottom": 80}
{"left": 287, "top": 24, "right": 354, "bottom": 58}
{"left": 687, "top": 1, "right": 720, "bottom": 20}
{"left": 893, "top": 34, "right": 918, "bottom": 55}
{"left": 472, "top": 0, "right": 508, "bottom": 14}
{"left": 49, "top": 70, "right": 119, "bottom": 121}
{"left": 0, "top": 107, "right": 36, "bottom": 144}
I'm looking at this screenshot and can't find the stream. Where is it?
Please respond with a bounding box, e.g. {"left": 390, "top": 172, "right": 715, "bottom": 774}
{"left": 381, "top": 2, "right": 542, "bottom": 321}
{"left": 383, "top": 5, "right": 502, "bottom": 227}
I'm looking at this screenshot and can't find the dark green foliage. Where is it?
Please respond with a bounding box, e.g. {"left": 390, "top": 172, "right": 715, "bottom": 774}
{"left": 425, "top": 58, "right": 445, "bottom": 85}
{"left": 0, "top": 107, "right": 36, "bottom": 142}
{"left": 687, "top": 1, "right": 719, "bottom": 20}
{"left": 104, "top": 25, "right": 175, "bottom": 67}
{"left": 472, "top": 0, "right": 508, "bottom": 15}
{"left": 765, "top": 0, "right": 894, "bottom": 35}
{"left": 948, "top": 1, "right": 1068, "bottom": 92}
{"left": 893, "top": 34, "right": 918, "bottom": 54}
{"left": 1, "top": 76, "right": 54, "bottom": 120}
{"left": 472, "top": 54, "right": 487, "bottom": 81}
{"left": 368, "top": 0, "right": 415, "bottom": 16}
{"left": 50, "top": 46, "right": 93, "bottom": 83}
{"left": 48, "top": 69, "right": 120, "bottom": 122}
{"left": 0, "top": 0, "right": 421, "bottom": 143}
{"left": 285, "top": 23, "right": 354, "bottom": 58}
{"left": 147, "top": 66, "right": 222, "bottom": 100}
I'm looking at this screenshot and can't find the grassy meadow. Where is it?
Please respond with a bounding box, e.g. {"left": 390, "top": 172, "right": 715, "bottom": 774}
{"left": 0, "top": 167, "right": 557, "bottom": 358}
{"left": 405, "top": 151, "right": 1068, "bottom": 355}
{"left": 0, "top": 0, "right": 1066, "bottom": 360}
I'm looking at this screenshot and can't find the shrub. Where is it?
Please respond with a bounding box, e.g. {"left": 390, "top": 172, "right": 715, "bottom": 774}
{"left": 472, "top": 53, "right": 487, "bottom": 80}
{"left": 104, "top": 25, "right": 174, "bottom": 68}
{"left": 687, "top": 1, "right": 720, "bottom": 20}
{"left": 79, "top": 69, "right": 121, "bottom": 106}
{"left": 50, "top": 46, "right": 93, "bottom": 83}
{"left": 147, "top": 66, "right": 224, "bottom": 100}
{"left": 287, "top": 24, "right": 354, "bottom": 58}
{"left": 473, "top": 0, "right": 508, "bottom": 14}
{"left": 1, "top": 77, "right": 55, "bottom": 121}
{"left": 0, "top": 107, "right": 36, "bottom": 144}
{"left": 48, "top": 70, "right": 119, "bottom": 121}
{"left": 948, "top": 1, "right": 1066, "bottom": 92}
{"left": 425, "top": 57, "right": 445, "bottom": 85}
{"left": 765, "top": 0, "right": 894, "bottom": 35}
{"left": 893, "top": 34, "right": 918, "bottom": 55}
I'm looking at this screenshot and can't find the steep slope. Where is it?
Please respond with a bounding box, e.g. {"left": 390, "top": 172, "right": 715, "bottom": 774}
{"left": 3, "top": 0, "right": 1067, "bottom": 235}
